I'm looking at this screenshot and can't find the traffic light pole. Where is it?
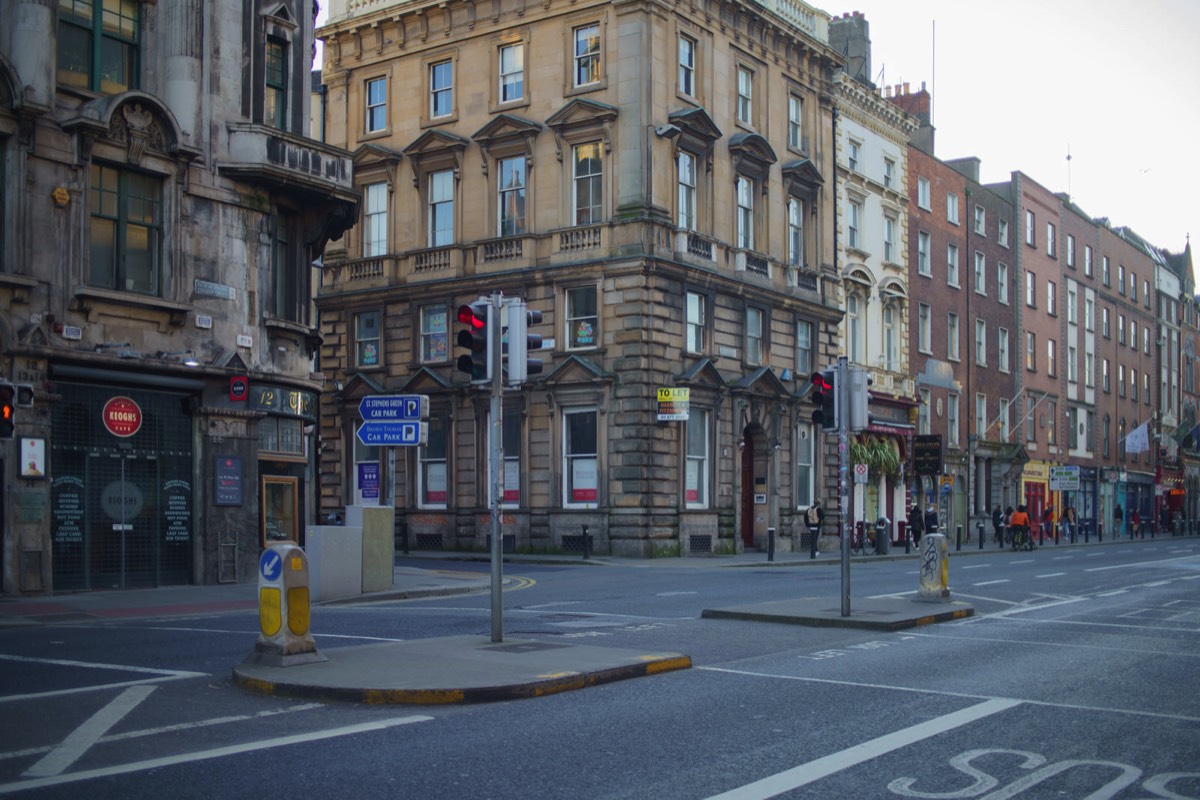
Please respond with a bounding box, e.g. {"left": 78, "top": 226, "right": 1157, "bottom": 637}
{"left": 838, "top": 356, "right": 851, "bottom": 617}
{"left": 489, "top": 293, "right": 505, "bottom": 642}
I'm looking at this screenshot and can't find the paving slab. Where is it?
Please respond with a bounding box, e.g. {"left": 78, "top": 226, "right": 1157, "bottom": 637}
{"left": 702, "top": 595, "right": 974, "bottom": 631}
{"left": 234, "top": 635, "right": 692, "bottom": 705}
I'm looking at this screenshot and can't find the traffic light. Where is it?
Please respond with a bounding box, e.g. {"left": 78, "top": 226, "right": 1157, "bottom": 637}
{"left": 505, "top": 300, "right": 543, "bottom": 386}
{"left": 808, "top": 369, "right": 837, "bottom": 432}
{"left": 456, "top": 300, "right": 492, "bottom": 381}
{"left": 0, "top": 383, "right": 14, "bottom": 439}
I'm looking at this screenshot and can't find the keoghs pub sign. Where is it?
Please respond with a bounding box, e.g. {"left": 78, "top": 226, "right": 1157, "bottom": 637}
{"left": 102, "top": 396, "right": 143, "bottom": 438}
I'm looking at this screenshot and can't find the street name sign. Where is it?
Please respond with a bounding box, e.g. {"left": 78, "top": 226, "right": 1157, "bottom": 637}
{"left": 1049, "top": 465, "right": 1081, "bottom": 491}
{"left": 356, "top": 420, "right": 428, "bottom": 447}
{"left": 359, "top": 394, "right": 429, "bottom": 421}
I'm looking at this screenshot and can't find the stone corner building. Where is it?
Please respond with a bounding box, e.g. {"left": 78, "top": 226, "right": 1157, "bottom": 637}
{"left": 315, "top": 0, "right": 846, "bottom": 556}
{"left": 0, "top": 0, "right": 357, "bottom": 593}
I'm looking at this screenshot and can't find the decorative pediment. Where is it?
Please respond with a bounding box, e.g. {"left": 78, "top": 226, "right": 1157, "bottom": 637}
{"left": 353, "top": 142, "right": 402, "bottom": 185}
{"left": 732, "top": 367, "right": 791, "bottom": 399}
{"left": 782, "top": 158, "right": 823, "bottom": 201}
{"left": 677, "top": 358, "right": 727, "bottom": 391}
{"left": 544, "top": 354, "right": 610, "bottom": 386}
{"left": 879, "top": 279, "right": 907, "bottom": 300}
{"left": 341, "top": 371, "right": 387, "bottom": 400}
{"left": 668, "top": 106, "right": 723, "bottom": 144}
{"left": 471, "top": 114, "right": 542, "bottom": 174}
{"left": 62, "top": 91, "right": 197, "bottom": 163}
{"left": 402, "top": 129, "right": 471, "bottom": 186}
{"left": 399, "top": 366, "right": 455, "bottom": 395}
{"left": 729, "top": 132, "right": 776, "bottom": 187}
{"left": 844, "top": 266, "right": 874, "bottom": 288}
{"left": 545, "top": 98, "right": 618, "bottom": 161}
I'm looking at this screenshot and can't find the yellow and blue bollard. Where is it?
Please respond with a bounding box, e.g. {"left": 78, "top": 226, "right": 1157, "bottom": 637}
{"left": 254, "top": 543, "right": 324, "bottom": 666}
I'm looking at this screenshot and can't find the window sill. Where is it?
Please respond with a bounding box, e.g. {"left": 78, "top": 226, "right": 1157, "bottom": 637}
{"left": 72, "top": 287, "right": 189, "bottom": 327}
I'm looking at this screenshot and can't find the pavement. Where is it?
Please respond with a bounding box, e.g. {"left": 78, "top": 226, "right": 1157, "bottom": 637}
{"left": 7, "top": 536, "right": 1179, "bottom": 704}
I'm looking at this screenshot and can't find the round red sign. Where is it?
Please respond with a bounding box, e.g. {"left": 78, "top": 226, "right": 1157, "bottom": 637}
{"left": 102, "top": 396, "right": 143, "bottom": 438}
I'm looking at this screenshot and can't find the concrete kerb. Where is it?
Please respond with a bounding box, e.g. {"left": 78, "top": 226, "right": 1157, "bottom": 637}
{"left": 232, "top": 636, "right": 692, "bottom": 706}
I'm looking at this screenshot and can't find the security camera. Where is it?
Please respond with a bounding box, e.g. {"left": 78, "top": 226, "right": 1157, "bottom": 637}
{"left": 654, "top": 124, "right": 681, "bottom": 139}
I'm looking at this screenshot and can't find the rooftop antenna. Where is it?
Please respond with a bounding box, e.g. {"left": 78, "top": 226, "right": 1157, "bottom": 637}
{"left": 1066, "top": 144, "right": 1072, "bottom": 201}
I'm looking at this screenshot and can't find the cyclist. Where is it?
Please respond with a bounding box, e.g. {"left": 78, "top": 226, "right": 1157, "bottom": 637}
{"left": 1009, "top": 504, "right": 1033, "bottom": 550}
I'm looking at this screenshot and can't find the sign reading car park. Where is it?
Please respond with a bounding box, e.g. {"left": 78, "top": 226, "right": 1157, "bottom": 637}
{"left": 357, "top": 394, "right": 430, "bottom": 446}
{"left": 1049, "top": 465, "right": 1081, "bottom": 491}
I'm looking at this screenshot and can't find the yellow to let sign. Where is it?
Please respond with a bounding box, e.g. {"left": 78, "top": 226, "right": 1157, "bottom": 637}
{"left": 657, "top": 387, "right": 690, "bottom": 421}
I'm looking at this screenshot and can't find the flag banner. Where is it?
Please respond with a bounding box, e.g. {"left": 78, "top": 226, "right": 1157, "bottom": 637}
{"left": 1125, "top": 420, "right": 1150, "bottom": 454}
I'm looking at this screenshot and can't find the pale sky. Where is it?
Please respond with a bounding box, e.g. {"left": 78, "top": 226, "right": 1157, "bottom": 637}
{"left": 316, "top": 1, "right": 1198, "bottom": 257}
{"left": 825, "top": 0, "right": 1199, "bottom": 257}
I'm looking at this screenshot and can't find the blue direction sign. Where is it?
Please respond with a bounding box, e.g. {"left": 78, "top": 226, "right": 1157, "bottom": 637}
{"left": 359, "top": 394, "right": 429, "bottom": 422}
{"left": 356, "top": 420, "right": 427, "bottom": 447}
{"left": 259, "top": 549, "right": 283, "bottom": 582}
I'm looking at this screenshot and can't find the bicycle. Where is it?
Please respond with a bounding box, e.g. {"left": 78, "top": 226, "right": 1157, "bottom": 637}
{"left": 1011, "top": 524, "right": 1035, "bottom": 551}
{"left": 849, "top": 527, "right": 871, "bottom": 555}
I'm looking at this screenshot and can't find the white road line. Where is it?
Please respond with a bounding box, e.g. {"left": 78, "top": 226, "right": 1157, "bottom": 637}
{"left": 1097, "top": 590, "right": 1129, "bottom": 596}
{"left": 0, "top": 677, "right": 200, "bottom": 704}
{"left": 701, "top": 699, "right": 1020, "bottom": 800}
{"left": 961, "top": 564, "right": 990, "bottom": 570}
{"left": 0, "top": 704, "right": 324, "bottom": 762}
{"left": 1011, "top": 559, "right": 1034, "bottom": 564}
{"left": 977, "top": 597, "right": 1086, "bottom": 620}
{"left": 1036, "top": 573, "right": 1067, "bottom": 578}
{"left": 972, "top": 580, "right": 1010, "bottom": 586}
{"left": 24, "top": 685, "right": 156, "bottom": 778}
{"left": 0, "top": 715, "right": 434, "bottom": 796}
{"left": 0, "top": 653, "right": 206, "bottom": 678}
{"left": 1086, "top": 554, "right": 1200, "bottom": 572}
{"left": 1143, "top": 581, "right": 1172, "bottom": 587}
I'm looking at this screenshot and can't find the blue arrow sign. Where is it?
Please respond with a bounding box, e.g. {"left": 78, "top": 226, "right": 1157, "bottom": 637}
{"left": 359, "top": 394, "right": 429, "bottom": 421}
{"left": 356, "top": 420, "right": 427, "bottom": 446}
{"left": 259, "top": 549, "right": 282, "bottom": 582}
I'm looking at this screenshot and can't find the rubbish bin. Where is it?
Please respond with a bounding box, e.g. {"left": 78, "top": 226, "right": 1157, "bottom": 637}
{"left": 875, "top": 517, "right": 889, "bottom": 555}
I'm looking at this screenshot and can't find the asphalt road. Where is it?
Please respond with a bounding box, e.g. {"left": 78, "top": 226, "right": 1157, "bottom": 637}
{"left": 0, "top": 539, "right": 1196, "bottom": 799}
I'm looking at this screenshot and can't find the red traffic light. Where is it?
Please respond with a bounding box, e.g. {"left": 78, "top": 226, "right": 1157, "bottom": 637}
{"left": 458, "top": 304, "right": 486, "bottom": 329}
{"left": 810, "top": 371, "right": 832, "bottom": 392}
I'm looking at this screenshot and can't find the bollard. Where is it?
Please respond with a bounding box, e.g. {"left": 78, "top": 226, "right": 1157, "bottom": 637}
{"left": 581, "top": 524, "right": 591, "bottom": 560}
{"left": 767, "top": 526, "right": 775, "bottom": 561}
{"left": 977, "top": 521, "right": 984, "bottom": 550}
{"left": 916, "top": 533, "right": 950, "bottom": 601}
{"left": 955, "top": 524, "right": 962, "bottom": 552}
{"left": 809, "top": 524, "right": 819, "bottom": 559}
{"left": 253, "top": 544, "right": 323, "bottom": 666}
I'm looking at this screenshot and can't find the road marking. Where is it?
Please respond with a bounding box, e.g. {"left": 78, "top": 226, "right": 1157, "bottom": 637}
{"left": 0, "top": 715, "right": 433, "bottom": 796}
{"left": 0, "top": 704, "right": 324, "bottom": 762}
{"left": 1086, "top": 554, "right": 1200, "bottom": 572}
{"left": 1142, "top": 581, "right": 1171, "bottom": 587}
{"left": 1036, "top": 573, "right": 1067, "bottom": 578}
{"left": 1097, "top": 590, "right": 1129, "bottom": 596}
{"left": 961, "top": 564, "right": 990, "bottom": 570}
{"left": 972, "top": 580, "right": 1010, "bottom": 586}
{"left": 0, "top": 654, "right": 206, "bottom": 704}
{"left": 977, "top": 597, "right": 1087, "bottom": 620}
{"left": 23, "top": 685, "right": 156, "bottom": 777}
{"left": 1011, "top": 559, "right": 1034, "bottom": 564}
{"left": 700, "top": 699, "right": 1020, "bottom": 800}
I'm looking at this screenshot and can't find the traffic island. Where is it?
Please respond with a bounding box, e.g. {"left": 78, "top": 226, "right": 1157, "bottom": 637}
{"left": 233, "top": 635, "right": 691, "bottom": 705}
{"left": 701, "top": 596, "right": 973, "bottom": 631}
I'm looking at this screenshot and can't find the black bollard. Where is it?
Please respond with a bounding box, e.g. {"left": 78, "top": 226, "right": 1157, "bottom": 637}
{"left": 582, "top": 524, "right": 591, "bottom": 560}
{"left": 956, "top": 524, "right": 962, "bottom": 552}
{"left": 767, "top": 526, "right": 775, "bottom": 562}
{"left": 978, "top": 521, "right": 984, "bottom": 550}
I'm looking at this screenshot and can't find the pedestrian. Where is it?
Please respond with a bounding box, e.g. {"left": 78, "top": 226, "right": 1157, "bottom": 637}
{"left": 924, "top": 503, "right": 939, "bottom": 537}
{"left": 991, "top": 505, "right": 1003, "bottom": 546}
{"left": 908, "top": 503, "right": 925, "bottom": 546}
{"left": 1065, "top": 506, "right": 1077, "bottom": 541}
{"left": 1113, "top": 504, "right": 1123, "bottom": 539}
{"left": 804, "top": 501, "right": 825, "bottom": 553}
{"left": 1004, "top": 505, "right": 1015, "bottom": 544}
{"left": 1131, "top": 508, "right": 1140, "bottom": 539}
{"left": 1043, "top": 505, "right": 1054, "bottom": 541}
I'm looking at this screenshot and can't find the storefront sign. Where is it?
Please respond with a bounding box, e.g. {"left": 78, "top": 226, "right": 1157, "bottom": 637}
{"left": 230, "top": 375, "right": 249, "bottom": 402}
{"left": 358, "top": 462, "right": 379, "bottom": 500}
{"left": 102, "top": 396, "right": 143, "bottom": 437}
{"left": 214, "top": 456, "right": 243, "bottom": 506}
{"left": 250, "top": 386, "right": 316, "bottom": 420}
{"left": 913, "top": 435, "right": 942, "bottom": 475}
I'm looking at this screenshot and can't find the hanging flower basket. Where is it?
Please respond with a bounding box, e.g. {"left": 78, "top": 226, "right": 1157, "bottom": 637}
{"left": 850, "top": 435, "right": 901, "bottom": 480}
